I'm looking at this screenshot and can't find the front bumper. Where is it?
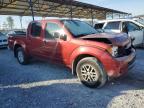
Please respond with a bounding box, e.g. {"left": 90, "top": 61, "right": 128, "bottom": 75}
{"left": 0, "top": 40, "right": 8, "bottom": 48}
{"left": 0, "top": 44, "right": 8, "bottom": 48}
{"left": 115, "top": 48, "right": 136, "bottom": 76}
{"left": 103, "top": 48, "right": 136, "bottom": 78}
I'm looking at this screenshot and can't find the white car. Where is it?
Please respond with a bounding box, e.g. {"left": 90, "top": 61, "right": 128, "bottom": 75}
{"left": 94, "top": 19, "right": 144, "bottom": 47}
{"left": 0, "top": 32, "right": 8, "bottom": 48}
{"left": 134, "top": 18, "right": 144, "bottom": 26}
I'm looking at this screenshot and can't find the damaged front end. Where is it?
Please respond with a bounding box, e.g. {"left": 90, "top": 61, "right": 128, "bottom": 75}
{"left": 81, "top": 32, "right": 135, "bottom": 58}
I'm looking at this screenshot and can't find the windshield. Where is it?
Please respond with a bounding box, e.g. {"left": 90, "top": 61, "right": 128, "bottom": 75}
{"left": 135, "top": 18, "right": 144, "bottom": 25}
{"left": 62, "top": 20, "right": 98, "bottom": 37}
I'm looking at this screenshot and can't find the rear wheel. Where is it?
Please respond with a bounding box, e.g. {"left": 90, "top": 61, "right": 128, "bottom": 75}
{"left": 16, "top": 47, "right": 29, "bottom": 65}
{"left": 76, "top": 57, "right": 107, "bottom": 88}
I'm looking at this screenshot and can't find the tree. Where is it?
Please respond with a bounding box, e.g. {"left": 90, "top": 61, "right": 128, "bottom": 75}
{"left": 7, "top": 16, "right": 14, "bottom": 30}
{"left": 2, "top": 22, "right": 8, "bottom": 30}
{"left": 19, "top": 16, "right": 23, "bottom": 29}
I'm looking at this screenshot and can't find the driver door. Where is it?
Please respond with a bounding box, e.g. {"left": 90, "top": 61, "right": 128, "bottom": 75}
{"left": 42, "top": 22, "right": 62, "bottom": 61}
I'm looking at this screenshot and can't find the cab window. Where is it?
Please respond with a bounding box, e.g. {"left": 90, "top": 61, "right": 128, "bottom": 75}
{"left": 45, "top": 22, "right": 64, "bottom": 39}
{"left": 31, "top": 22, "right": 42, "bottom": 37}
{"left": 125, "top": 22, "right": 140, "bottom": 32}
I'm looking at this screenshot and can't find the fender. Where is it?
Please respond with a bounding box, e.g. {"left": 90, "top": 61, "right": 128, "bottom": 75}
{"left": 69, "top": 46, "right": 108, "bottom": 67}
{"left": 13, "top": 39, "right": 30, "bottom": 57}
{"left": 69, "top": 46, "right": 117, "bottom": 76}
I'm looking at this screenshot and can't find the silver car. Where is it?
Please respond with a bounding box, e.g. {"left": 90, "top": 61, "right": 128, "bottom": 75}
{"left": 94, "top": 19, "right": 144, "bottom": 47}
{"left": 0, "top": 32, "right": 8, "bottom": 48}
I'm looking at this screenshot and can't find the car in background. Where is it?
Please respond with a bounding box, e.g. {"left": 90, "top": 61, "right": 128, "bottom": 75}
{"left": 6, "top": 30, "right": 26, "bottom": 37}
{"left": 134, "top": 17, "right": 144, "bottom": 26}
{"left": 0, "top": 32, "right": 8, "bottom": 48}
{"left": 94, "top": 19, "right": 144, "bottom": 47}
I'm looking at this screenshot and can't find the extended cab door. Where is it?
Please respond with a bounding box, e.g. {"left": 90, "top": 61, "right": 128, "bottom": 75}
{"left": 27, "top": 21, "right": 44, "bottom": 57}
{"left": 122, "top": 21, "right": 143, "bottom": 46}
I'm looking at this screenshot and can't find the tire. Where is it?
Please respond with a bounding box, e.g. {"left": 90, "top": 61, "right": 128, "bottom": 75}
{"left": 76, "top": 57, "right": 107, "bottom": 88}
{"left": 16, "top": 47, "right": 29, "bottom": 65}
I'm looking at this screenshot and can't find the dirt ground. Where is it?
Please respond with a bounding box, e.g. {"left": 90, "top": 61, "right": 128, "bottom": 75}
{"left": 0, "top": 48, "right": 144, "bottom": 108}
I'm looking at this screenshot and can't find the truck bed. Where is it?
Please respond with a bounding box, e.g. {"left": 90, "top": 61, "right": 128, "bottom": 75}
{"left": 10, "top": 33, "right": 26, "bottom": 37}
{"left": 8, "top": 34, "right": 27, "bottom": 50}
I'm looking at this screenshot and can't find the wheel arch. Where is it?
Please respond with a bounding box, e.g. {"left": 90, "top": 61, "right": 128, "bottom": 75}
{"left": 14, "top": 44, "right": 22, "bottom": 57}
{"left": 70, "top": 46, "right": 107, "bottom": 76}
{"left": 72, "top": 54, "right": 100, "bottom": 76}
{"left": 13, "top": 41, "right": 27, "bottom": 57}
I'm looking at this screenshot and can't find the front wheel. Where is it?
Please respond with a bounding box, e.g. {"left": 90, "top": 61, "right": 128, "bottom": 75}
{"left": 16, "top": 47, "right": 29, "bottom": 65}
{"left": 76, "top": 57, "right": 107, "bottom": 88}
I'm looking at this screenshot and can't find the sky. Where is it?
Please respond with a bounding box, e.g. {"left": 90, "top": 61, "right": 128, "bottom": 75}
{"left": 0, "top": 0, "right": 144, "bottom": 29}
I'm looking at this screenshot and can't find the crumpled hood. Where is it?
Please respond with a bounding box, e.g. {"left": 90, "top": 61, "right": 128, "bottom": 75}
{"left": 80, "top": 32, "right": 130, "bottom": 46}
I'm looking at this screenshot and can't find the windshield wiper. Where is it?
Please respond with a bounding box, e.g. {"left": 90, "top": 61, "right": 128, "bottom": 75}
{"left": 76, "top": 33, "right": 90, "bottom": 37}
{"left": 90, "top": 32, "right": 97, "bottom": 34}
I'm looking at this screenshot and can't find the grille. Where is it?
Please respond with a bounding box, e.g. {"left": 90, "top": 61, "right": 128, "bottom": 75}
{"left": 3, "top": 39, "right": 7, "bottom": 42}
{"left": 117, "top": 45, "right": 132, "bottom": 57}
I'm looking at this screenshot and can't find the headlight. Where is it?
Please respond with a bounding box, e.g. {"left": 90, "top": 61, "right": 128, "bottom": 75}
{"left": 107, "top": 46, "right": 118, "bottom": 57}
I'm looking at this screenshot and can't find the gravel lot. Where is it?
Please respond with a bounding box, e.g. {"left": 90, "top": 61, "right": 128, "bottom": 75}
{"left": 0, "top": 48, "right": 144, "bottom": 108}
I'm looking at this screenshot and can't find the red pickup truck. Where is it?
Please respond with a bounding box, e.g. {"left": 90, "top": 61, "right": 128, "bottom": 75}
{"left": 8, "top": 19, "right": 136, "bottom": 88}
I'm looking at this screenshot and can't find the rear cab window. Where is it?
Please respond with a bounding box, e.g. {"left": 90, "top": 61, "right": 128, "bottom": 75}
{"left": 104, "top": 21, "right": 121, "bottom": 30}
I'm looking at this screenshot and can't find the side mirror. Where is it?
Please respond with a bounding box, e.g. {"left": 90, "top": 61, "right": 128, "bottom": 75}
{"left": 122, "top": 26, "right": 128, "bottom": 34}
{"left": 53, "top": 32, "right": 60, "bottom": 38}
{"left": 53, "top": 32, "right": 67, "bottom": 41}
{"left": 60, "top": 34, "right": 67, "bottom": 41}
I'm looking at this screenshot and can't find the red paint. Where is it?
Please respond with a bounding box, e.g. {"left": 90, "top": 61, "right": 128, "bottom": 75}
{"left": 8, "top": 20, "right": 136, "bottom": 78}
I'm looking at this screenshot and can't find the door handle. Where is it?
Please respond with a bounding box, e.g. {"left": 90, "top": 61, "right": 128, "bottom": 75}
{"left": 43, "top": 39, "right": 49, "bottom": 44}
{"left": 43, "top": 40, "right": 47, "bottom": 44}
